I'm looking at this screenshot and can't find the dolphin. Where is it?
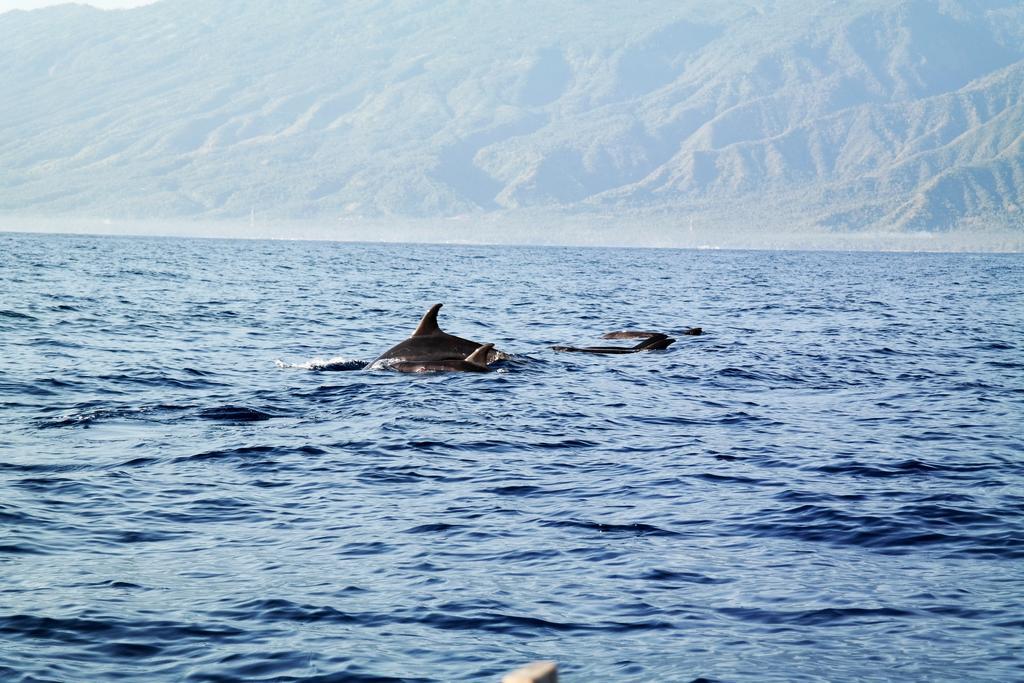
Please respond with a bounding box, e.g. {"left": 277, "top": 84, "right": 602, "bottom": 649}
{"left": 603, "top": 327, "right": 702, "bottom": 339}
{"left": 389, "top": 344, "right": 495, "bottom": 373}
{"left": 370, "top": 304, "right": 505, "bottom": 367}
{"left": 552, "top": 332, "right": 676, "bottom": 354}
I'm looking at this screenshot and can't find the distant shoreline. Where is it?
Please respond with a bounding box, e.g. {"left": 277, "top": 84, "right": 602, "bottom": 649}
{"left": 2, "top": 216, "right": 1022, "bottom": 254}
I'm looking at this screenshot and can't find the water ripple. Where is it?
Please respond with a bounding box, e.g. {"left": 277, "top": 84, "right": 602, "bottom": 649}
{"left": 1, "top": 234, "right": 1022, "bottom": 681}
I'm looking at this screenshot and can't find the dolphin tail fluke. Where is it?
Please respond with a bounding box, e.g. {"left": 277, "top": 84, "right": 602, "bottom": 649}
{"left": 465, "top": 343, "right": 494, "bottom": 366}
{"left": 412, "top": 303, "right": 444, "bottom": 337}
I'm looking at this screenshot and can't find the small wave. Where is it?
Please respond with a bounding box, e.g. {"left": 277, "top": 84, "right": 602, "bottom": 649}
{"left": 715, "top": 367, "right": 806, "bottom": 385}
{"left": 0, "top": 461, "right": 93, "bottom": 474}
{"left": 968, "top": 340, "right": 1015, "bottom": 351}
{"left": 96, "top": 372, "right": 227, "bottom": 390}
{"left": 107, "top": 456, "right": 160, "bottom": 469}
{"left": 339, "top": 541, "right": 393, "bottom": 556}
{"left": 117, "top": 268, "right": 185, "bottom": 282}
{"left": 404, "top": 522, "right": 469, "bottom": 534}
{"left": 35, "top": 403, "right": 195, "bottom": 429}
{"left": 734, "top": 502, "right": 1024, "bottom": 558}
{"left": 196, "top": 405, "right": 275, "bottom": 421}
{"left": 90, "top": 641, "right": 164, "bottom": 658}
{"left": 0, "top": 505, "right": 47, "bottom": 526}
{"left": 717, "top": 605, "right": 915, "bottom": 627}
{"left": 694, "top": 472, "right": 772, "bottom": 486}
{"left": 276, "top": 356, "right": 366, "bottom": 371}
{"left": 0, "top": 309, "right": 37, "bottom": 321}
{"left": 0, "top": 380, "right": 57, "bottom": 397}
{"left": 99, "top": 530, "right": 183, "bottom": 546}
{"left": 871, "top": 346, "right": 910, "bottom": 356}
{"left": 639, "top": 568, "right": 734, "bottom": 585}
{"left": 0, "top": 543, "right": 49, "bottom": 555}
{"left": 169, "top": 444, "right": 324, "bottom": 473}
{"left": 29, "top": 337, "right": 83, "bottom": 349}
{"left": 213, "top": 597, "right": 663, "bottom": 652}
{"left": 0, "top": 613, "right": 247, "bottom": 645}
{"left": 812, "top": 458, "right": 996, "bottom": 478}
{"left": 37, "top": 405, "right": 151, "bottom": 429}
{"left": 172, "top": 444, "right": 275, "bottom": 464}
{"left": 72, "top": 580, "right": 148, "bottom": 590}
{"left": 218, "top": 598, "right": 362, "bottom": 626}
{"left": 12, "top": 476, "right": 91, "bottom": 495}
{"left": 540, "top": 519, "right": 680, "bottom": 537}
{"left": 483, "top": 484, "right": 550, "bottom": 496}
{"left": 356, "top": 466, "right": 435, "bottom": 484}
{"left": 404, "top": 609, "right": 673, "bottom": 635}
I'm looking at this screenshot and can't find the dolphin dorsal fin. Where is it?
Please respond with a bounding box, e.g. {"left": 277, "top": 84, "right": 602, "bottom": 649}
{"left": 465, "top": 343, "right": 494, "bottom": 366}
{"left": 633, "top": 333, "right": 667, "bottom": 350}
{"left": 412, "top": 303, "right": 444, "bottom": 337}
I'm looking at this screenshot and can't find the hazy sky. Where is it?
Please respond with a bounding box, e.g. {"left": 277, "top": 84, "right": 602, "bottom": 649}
{"left": 0, "top": 0, "right": 156, "bottom": 11}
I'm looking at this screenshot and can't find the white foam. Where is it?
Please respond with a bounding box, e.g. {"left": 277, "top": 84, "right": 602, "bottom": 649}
{"left": 274, "top": 356, "right": 365, "bottom": 371}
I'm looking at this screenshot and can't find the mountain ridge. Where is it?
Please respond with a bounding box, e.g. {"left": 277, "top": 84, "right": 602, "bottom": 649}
{"left": 1, "top": 0, "right": 1022, "bottom": 242}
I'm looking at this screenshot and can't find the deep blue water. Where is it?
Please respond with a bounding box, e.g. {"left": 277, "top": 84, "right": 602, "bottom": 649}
{"left": 1, "top": 231, "right": 1023, "bottom": 682}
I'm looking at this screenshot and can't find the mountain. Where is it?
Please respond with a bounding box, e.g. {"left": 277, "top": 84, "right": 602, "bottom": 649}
{"left": 1, "top": 0, "right": 1022, "bottom": 245}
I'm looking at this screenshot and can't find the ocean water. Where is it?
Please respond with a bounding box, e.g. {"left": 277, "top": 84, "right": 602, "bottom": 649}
{"left": 1, "top": 231, "right": 1022, "bottom": 682}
